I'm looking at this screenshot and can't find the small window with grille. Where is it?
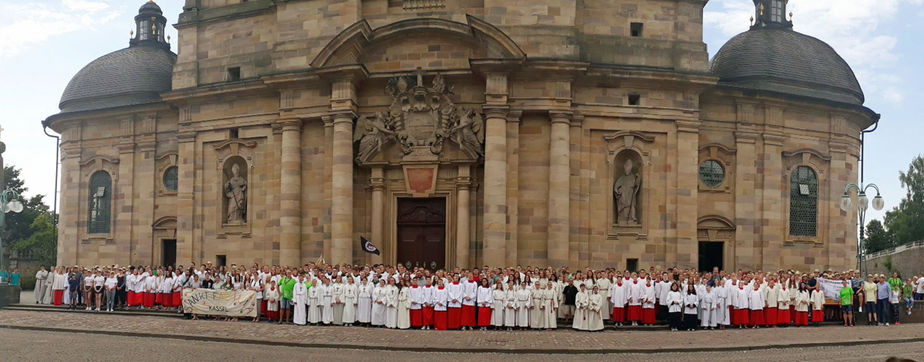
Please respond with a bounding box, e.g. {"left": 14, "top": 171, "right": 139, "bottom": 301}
{"left": 88, "top": 171, "right": 112, "bottom": 234}
{"left": 789, "top": 166, "right": 818, "bottom": 237}
{"left": 699, "top": 160, "right": 725, "bottom": 187}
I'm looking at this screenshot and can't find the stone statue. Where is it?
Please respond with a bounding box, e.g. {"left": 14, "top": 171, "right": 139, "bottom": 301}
{"left": 354, "top": 112, "right": 396, "bottom": 162}
{"left": 224, "top": 162, "right": 247, "bottom": 224}
{"left": 613, "top": 158, "right": 640, "bottom": 225}
{"left": 449, "top": 108, "right": 485, "bottom": 157}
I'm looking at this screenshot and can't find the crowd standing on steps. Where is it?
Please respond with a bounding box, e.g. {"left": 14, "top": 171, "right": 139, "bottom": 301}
{"left": 27, "top": 263, "right": 924, "bottom": 331}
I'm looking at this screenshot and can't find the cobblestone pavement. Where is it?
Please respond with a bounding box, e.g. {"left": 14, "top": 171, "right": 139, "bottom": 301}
{"left": 1, "top": 309, "right": 923, "bottom": 354}
{"left": 1, "top": 328, "right": 922, "bottom": 362}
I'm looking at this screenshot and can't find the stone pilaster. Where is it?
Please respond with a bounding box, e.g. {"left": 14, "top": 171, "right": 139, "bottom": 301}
{"left": 116, "top": 120, "right": 135, "bottom": 265}
{"left": 505, "top": 111, "right": 522, "bottom": 266}
{"left": 279, "top": 118, "right": 302, "bottom": 267}
{"left": 547, "top": 111, "right": 571, "bottom": 268}
{"left": 456, "top": 165, "right": 471, "bottom": 268}
{"left": 676, "top": 120, "right": 700, "bottom": 269}
{"left": 176, "top": 131, "right": 196, "bottom": 264}
{"left": 57, "top": 142, "right": 81, "bottom": 266}
{"left": 761, "top": 133, "right": 785, "bottom": 270}
{"left": 330, "top": 112, "right": 355, "bottom": 266}
{"left": 734, "top": 130, "right": 759, "bottom": 270}
{"left": 482, "top": 106, "right": 508, "bottom": 268}
{"left": 369, "top": 166, "right": 384, "bottom": 265}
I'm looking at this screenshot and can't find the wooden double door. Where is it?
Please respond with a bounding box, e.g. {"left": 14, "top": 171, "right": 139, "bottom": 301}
{"left": 396, "top": 198, "right": 446, "bottom": 270}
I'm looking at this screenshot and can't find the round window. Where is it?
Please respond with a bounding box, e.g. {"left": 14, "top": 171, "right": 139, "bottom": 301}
{"left": 163, "top": 166, "right": 178, "bottom": 192}
{"left": 699, "top": 160, "right": 725, "bottom": 187}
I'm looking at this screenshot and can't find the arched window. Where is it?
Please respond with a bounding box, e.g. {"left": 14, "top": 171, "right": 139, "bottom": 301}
{"left": 789, "top": 166, "right": 818, "bottom": 237}
{"left": 163, "top": 166, "right": 178, "bottom": 192}
{"left": 88, "top": 171, "right": 112, "bottom": 234}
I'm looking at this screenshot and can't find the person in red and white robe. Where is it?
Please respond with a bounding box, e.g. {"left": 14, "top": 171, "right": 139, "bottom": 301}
{"left": 764, "top": 279, "right": 779, "bottom": 327}
{"left": 748, "top": 282, "right": 765, "bottom": 328}
{"left": 627, "top": 274, "right": 643, "bottom": 326}
{"left": 610, "top": 277, "right": 627, "bottom": 326}
{"left": 446, "top": 275, "right": 464, "bottom": 330}
{"left": 460, "top": 275, "right": 478, "bottom": 330}
{"left": 476, "top": 278, "right": 494, "bottom": 330}
{"left": 432, "top": 280, "right": 449, "bottom": 330}
{"left": 409, "top": 278, "right": 423, "bottom": 329}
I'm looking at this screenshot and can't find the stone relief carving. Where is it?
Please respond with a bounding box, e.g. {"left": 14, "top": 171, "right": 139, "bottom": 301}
{"left": 613, "top": 158, "right": 641, "bottom": 225}
{"left": 224, "top": 161, "right": 247, "bottom": 224}
{"left": 353, "top": 70, "right": 484, "bottom": 163}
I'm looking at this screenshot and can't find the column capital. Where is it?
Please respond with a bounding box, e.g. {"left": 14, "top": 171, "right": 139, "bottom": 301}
{"left": 483, "top": 106, "right": 509, "bottom": 119}
{"left": 676, "top": 120, "right": 701, "bottom": 134}
{"left": 177, "top": 132, "right": 196, "bottom": 143}
{"left": 549, "top": 111, "right": 572, "bottom": 125}
{"left": 277, "top": 118, "right": 303, "bottom": 132}
{"left": 735, "top": 130, "right": 759, "bottom": 144}
{"left": 328, "top": 112, "right": 357, "bottom": 125}
{"left": 506, "top": 110, "right": 523, "bottom": 123}
{"left": 763, "top": 133, "right": 786, "bottom": 147}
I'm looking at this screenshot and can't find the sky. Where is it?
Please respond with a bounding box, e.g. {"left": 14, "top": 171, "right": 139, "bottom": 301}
{"left": 0, "top": 0, "right": 921, "bottom": 226}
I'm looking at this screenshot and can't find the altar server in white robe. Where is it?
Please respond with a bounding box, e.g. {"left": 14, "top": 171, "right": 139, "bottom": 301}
{"left": 492, "top": 283, "right": 506, "bottom": 329}
{"left": 396, "top": 281, "right": 411, "bottom": 329}
{"left": 544, "top": 281, "right": 559, "bottom": 329}
{"left": 320, "top": 278, "right": 334, "bottom": 325}
{"left": 34, "top": 267, "right": 48, "bottom": 304}
{"left": 331, "top": 276, "right": 344, "bottom": 325}
{"left": 385, "top": 279, "right": 399, "bottom": 328}
{"left": 292, "top": 275, "right": 309, "bottom": 326}
{"left": 371, "top": 279, "right": 387, "bottom": 327}
{"left": 530, "top": 283, "right": 546, "bottom": 329}
{"left": 357, "top": 278, "right": 373, "bottom": 325}
{"left": 515, "top": 282, "right": 532, "bottom": 329}
{"left": 610, "top": 277, "right": 628, "bottom": 326}
{"left": 588, "top": 286, "right": 605, "bottom": 331}
{"left": 713, "top": 280, "right": 730, "bottom": 328}
{"left": 504, "top": 282, "right": 518, "bottom": 329}
{"left": 42, "top": 270, "right": 55, "bottom": 304}
{"left": 342, "top": 277, "right": 358, "bottom": 326}
{"left": 700, "top": 284, "right": 717, "bottom": 329}
{"left": 573, "top": 284, "right": 589, "bottom": 331}
{"left": 307, "top": 278, "right": 321, "bottom": 324}
{"left": 596, "top": 273, "right": 612, "bottom": 320}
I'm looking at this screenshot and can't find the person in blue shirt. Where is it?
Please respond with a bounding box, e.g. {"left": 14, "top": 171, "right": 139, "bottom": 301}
{"left": 10, "top": 268, "right": 21, "bottom": 286}
{"left": 0, "top": 269, "right": 8, "bottom": 284}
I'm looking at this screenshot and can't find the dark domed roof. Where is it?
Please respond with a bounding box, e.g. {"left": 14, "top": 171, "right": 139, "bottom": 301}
{"left": 139, "top": 1, "right": 162, "bottom": 13}
{"left": 710, "top": 28, "right": 864, "bottom": 105}
{"left": 58, "top": 44, "right": 176, "bottom": 113}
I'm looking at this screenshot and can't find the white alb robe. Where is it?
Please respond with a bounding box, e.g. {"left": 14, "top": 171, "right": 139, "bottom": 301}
{"left": 292, "top": 282, "right": 308, "bottom": 325}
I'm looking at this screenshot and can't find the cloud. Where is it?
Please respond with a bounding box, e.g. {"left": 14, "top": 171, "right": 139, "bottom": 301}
{"left": 0, "top": 1, "right": 120, "bottom": 58}
{"left": 705, "top": 0, "right": 919, "bottom": 105}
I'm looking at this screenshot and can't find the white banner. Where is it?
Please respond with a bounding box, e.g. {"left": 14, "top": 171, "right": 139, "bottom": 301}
{"left": 182, "top": 288, "right": 258, "bottom": 317}
{"left": 817, "top": 278, "right": 847, "bottom": 301}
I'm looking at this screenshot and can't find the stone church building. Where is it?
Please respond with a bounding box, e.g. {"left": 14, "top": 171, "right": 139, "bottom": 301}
{"left": 45, "top": 0, "right": 878, "bottom": 271}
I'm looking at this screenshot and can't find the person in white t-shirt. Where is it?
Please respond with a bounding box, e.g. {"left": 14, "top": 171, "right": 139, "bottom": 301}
{"left": 104, "top": 273, "right": 118, "bottom": 312}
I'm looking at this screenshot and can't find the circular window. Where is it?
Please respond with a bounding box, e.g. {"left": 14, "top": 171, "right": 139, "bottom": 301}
{"left": 163, "top": 166, "right": 178, "bottom": 192}
{"left": 699, "top": 160, "right": 725, "bottom": 187}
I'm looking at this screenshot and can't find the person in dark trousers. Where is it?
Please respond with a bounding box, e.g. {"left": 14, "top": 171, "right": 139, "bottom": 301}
{"left": 562, "top": 281, "right": 578, "bottom": 322}
{"left": 117, "top": 271, "right": 127, "bottom": 309}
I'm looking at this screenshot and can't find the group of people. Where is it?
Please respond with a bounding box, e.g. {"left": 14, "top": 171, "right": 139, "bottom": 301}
{"left": 29, "top": 263, "right": 924, "bottom": 332}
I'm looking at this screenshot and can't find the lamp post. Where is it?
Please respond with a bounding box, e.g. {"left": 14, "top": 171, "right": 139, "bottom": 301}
{"left": 0, "top": 189, "right": 23, "bottom": 284}
{"left": 840, "top": 183, "right": 884, "bottom": 276}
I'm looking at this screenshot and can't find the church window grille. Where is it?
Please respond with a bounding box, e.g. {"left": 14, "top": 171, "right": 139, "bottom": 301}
{"left": 88, "top": 171, "right": 112, "bottom": 234}
{"left": 789, "top": 166, "right": 818, "bottom": 237}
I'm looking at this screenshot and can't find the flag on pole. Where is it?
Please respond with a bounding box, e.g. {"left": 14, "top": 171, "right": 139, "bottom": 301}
{"left": 361, "top": 236, "right": 381, "bottom": 255}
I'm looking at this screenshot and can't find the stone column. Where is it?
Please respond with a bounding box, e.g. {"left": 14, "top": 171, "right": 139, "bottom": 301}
{"left": 331, "top": 112, "right": 355, "bottom": 266}
{"left": 547, "top": 111, "right": 571, "bottom": 268}
{"left": 456, "top": 165, "right": 471, "bottom": 268}
{"left": 279, "top": 119, "right": 302, "bottom": 267}
{"left": 505, "top": 111, "right": 522, "bottom": 267}
{"left": 370, "top": 167, "right": 385, "bottom": 265}
{"left": 676, "top": 120, "right": 700, "bottom": 269}
{"left": 482, "top": 107, "right": 508, "bottom": 268}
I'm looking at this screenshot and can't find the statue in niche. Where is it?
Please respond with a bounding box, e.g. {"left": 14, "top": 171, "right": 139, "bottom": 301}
{"left": 224, "top": 162, "right": 247, "bottom": 224}
{"left": 613, "top": 158, "right": 641, "bottom": 225}
{"left": 449, "top": 108, "right": 485, "bottom": 157}
{"left": 354, "top": 112, "right": 396, "bottom": 162}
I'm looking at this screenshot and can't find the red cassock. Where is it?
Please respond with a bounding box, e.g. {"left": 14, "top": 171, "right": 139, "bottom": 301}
{"left": 410, "top": 309, "right": 423, "bottom": 327}
{"left": 627, "top": 305, "right": 642, "bottom": 322}
{"left": 749, "top": 309, "right": 765, "bottom": 326}
{"left": 143, "top": 292, "right": 155, "bottom": 308}
{"left": 477, "top": 307, "right": 492, "bottom": 327}
{"left": 728, "top": 306, "right": 736, "bottom": 325}
{"left": 789, "top": 306, "right": 796, "bottom": 323}
{"left": 612, "top": 307, "right": 626, "bottom": 323}
{"left": 434, "top": 311, "right": 448, "bottom": 330}
{"left": 127, "top": 291, "right": 136, "bottom": 306}
{"left": 812, "top": 310, "right": 824, "bottom": 323}
{"left": 642, "top": 307, "right": 656, "bottom": 325}
{"left": 154, "top": 292, "right": 164, "bottom": 306}
{"left": 53, "top": 290, "right": 64, "bottom": 306}
{"left": 777, "top": 307, "right": 791, "bottom": 325}
{"left": 461, "top": 305, "right": 476, "bottom": 327}
{"left": 448, "top": 307, "right": 462, "bottom": 329}
{"left": 765, "top": 307, "right": 778, "bottom": 325}
{"left": 173, "top": 292, "right": 182, "bottom": 308}
{"left": 260, "top": 300, "right": 268, "bottom": 317}
{"left": 422, "top": 307, "right": 434, "bottom": 326}
{"left": 735, "top": 308, "right": 749, "bottom": 326}
{"left": 796, "top": 312, "right": 809, "bottom": 326}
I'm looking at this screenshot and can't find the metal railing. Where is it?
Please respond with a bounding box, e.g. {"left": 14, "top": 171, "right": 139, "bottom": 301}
{"left": 864, "top": 240, "right": 924, "bottom": 260}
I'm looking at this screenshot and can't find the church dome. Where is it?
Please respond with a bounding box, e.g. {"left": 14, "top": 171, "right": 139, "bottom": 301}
{"left": 57, "top": 1, "right": 175, "bottom": 114}
{"left": 710, "top": 0, "right": 864, "bottom": 105}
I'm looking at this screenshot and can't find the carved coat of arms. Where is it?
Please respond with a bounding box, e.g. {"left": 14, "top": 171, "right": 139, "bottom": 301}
{"left": 354, "top": 71, "right": 484, "bottom": 163}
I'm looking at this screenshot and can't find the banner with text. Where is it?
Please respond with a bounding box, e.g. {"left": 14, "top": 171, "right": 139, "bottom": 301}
{"left": 182, "top": 288, "right": 258, "bottom": 317}
{"left": 817, "top": 278, "right": 846, "bottom": 301}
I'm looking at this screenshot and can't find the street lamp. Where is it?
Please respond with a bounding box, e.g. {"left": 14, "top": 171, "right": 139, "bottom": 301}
{"left": 840, "top": 183, "right": 884, "bottom": 276}
{"left": 0, "top": 189, "right": 23, "bottom": 284}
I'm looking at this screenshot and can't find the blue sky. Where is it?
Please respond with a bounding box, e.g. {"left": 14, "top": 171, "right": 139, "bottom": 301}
{"left": 0, "top": 0, "right": 921, "bottom": 226}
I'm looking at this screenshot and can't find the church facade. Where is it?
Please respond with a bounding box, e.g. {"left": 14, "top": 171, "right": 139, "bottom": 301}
{"left": 45, "top": 0, "right": 878, "bottom": 272}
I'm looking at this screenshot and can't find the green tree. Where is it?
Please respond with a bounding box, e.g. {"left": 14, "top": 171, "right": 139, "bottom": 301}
{"left": 864, "top": 219, "right": 892, "bottom": 254}
{"left": 9, "top": 213, "right": 56, "bottom": 267}
{"left": 883, "top": 155, "right": 924, "bottom": 245}
{"left": 1, "top": 166, "right": 54, "bottom": 267}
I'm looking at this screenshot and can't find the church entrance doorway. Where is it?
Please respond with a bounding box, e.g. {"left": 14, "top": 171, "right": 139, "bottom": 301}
{"left": 698, "top": 241, "right": 724, "bottom": 272}
{"left": 396, "top": 198, "right": 446, "bottom": 270}
{"left": 161, "top": 239, "right": 176, "bottom": 268}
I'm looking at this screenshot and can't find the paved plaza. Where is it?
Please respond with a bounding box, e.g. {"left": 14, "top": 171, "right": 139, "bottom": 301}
{"left": 1, "top": 309, "right": 923, "bottom": 357}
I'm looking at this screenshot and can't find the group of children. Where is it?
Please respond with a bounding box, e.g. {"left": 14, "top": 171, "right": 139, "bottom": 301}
{"left": 32, "top": 262, "right": 921, "bottom": 332}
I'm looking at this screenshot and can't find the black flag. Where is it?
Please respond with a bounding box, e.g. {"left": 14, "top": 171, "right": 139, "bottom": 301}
{"left": 361, "top": 236, "right": 381, "bottom": 255}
